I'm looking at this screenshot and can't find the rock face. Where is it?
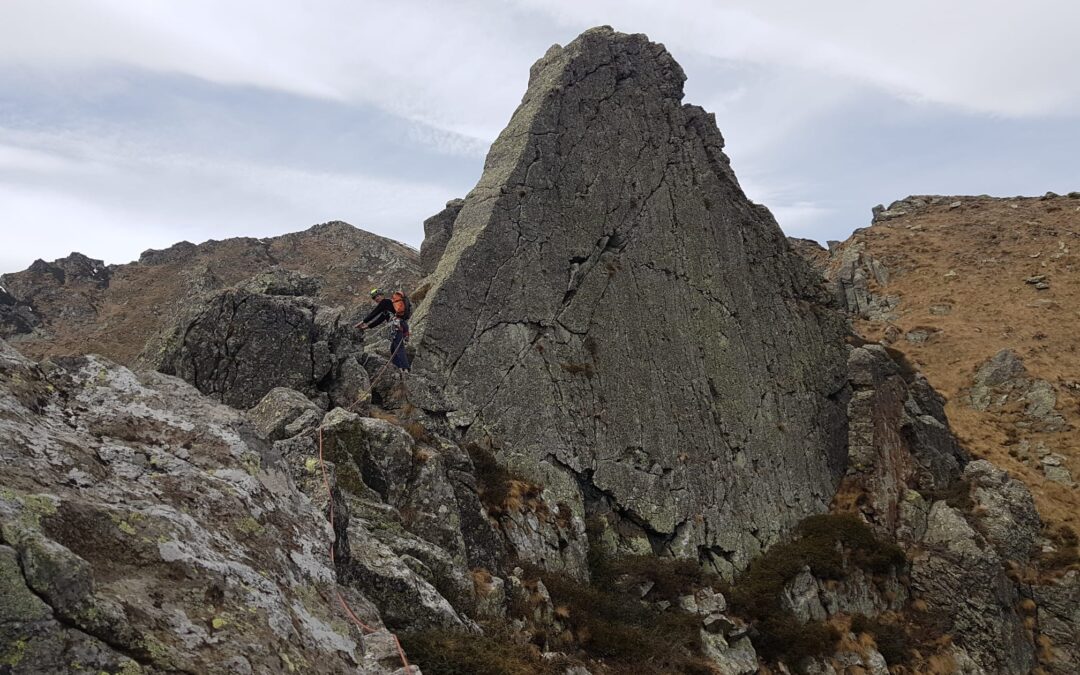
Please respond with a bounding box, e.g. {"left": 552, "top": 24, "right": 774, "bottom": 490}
{"left": 841, "top": 345, "right": 968, "bottom": 538}
{"left": 970, "top": 348, "right": 1066, "bottom": 431}
{"left": 152, "top": 281, "right": 365, "bottom": 410}
{"left": 415, "top": 27, "right": 850, "bottom": 572}
{"left": 419, "top": 199, "right": 464, "bottom": 277}
{"left": 0, "top": 287, "right": 38, "bottom": 338}
{"left": 0, "top": 340, "right": 406, "bottom": 675}
{"left": 829, "top": 241, "right": 899, "bottom": 321}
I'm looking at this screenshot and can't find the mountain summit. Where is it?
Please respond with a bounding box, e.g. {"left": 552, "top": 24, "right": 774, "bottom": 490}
{"left": 415, "top": 26, "right": 849, "bottom": 572}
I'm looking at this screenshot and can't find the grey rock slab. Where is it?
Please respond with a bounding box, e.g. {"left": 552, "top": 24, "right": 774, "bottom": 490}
{"left": 0, "top": 344, "right": 380, "bottom": 673}
{"left": 413, "top": 25, "right": 849, "bottom": 571}
{"left": 247, "top": 386, "right": 323, "bottom": 441}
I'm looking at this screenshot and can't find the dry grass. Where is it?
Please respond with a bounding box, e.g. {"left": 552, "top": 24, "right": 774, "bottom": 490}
{"left": 465, "top": 443, "right": 543, "bottom": 515}
{"left": 837, "top": 195, "right": 1080, "bottom": 538}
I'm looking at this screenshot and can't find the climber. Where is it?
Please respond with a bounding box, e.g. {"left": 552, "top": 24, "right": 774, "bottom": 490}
{"left": 355, "top": 288, "right": 412, "bottom": 372}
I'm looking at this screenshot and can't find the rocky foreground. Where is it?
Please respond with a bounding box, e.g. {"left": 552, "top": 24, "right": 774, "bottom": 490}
{"left": 2, "top": 26, "right": 1079, "bottom": 675}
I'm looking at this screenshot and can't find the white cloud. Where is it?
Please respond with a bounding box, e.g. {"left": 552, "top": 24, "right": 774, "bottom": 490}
{"left": 4, "top": 0, "right": 1078, "bottom": 146}
{"left": 0, "top": 128, "right": 456, "bottom": 272}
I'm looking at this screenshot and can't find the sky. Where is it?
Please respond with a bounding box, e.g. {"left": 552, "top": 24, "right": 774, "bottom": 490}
{"left": 2, "top": 0, "right": 1079, "bottom": 275}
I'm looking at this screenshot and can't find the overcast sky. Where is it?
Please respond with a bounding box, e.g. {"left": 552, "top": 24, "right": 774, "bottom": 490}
{"left": 2, "top": 1, "right": 1079, "bottom": 275}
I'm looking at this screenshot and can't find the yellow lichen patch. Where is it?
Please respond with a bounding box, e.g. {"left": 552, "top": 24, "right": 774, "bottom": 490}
{"left": 211, "top": 615, "right": 229, "bottom": 630}
{"left": 235, "top": 517, "right": 264, "bottom": 537}
{"left": 0, "top": 639, "right": 27, "bottom": 667}
{"left": 304, "top": 457, "right": 319, "bottom": 474}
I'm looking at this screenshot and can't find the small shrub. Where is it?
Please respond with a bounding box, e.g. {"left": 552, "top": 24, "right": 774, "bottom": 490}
{"left": 725, "top": 514, "right": 904, "bottom": 669}
{"left": 530, "top": 567, "right": 715, "bottom": 674}
{"left": 752, "top": 615, "right": 839, "bottom": 665}
{"left": 851, "top": 614, "right": 909, "bottom": 665}
{"left": 400, "top": 628, "right": 554, "bottom": 675}
{"left": 404, "top": 421, "right": 431, "bottom": 444}
{"left": 595, "top": 555, "right": 724, "bottom": 603}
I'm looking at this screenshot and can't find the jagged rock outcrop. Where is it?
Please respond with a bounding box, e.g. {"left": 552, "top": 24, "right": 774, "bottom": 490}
{"left": 419, "top": 199, "right": 464, "bottom": 277}
{"left": 0, "top": 287, "right": 38, "bottom": 338}
{"left": 829, "top": 241, "right": 899, "bottom": 321}
{"left": 1, "top": 222, "right": 420, "bottom": 366}
{"left": 414, "top": 26, "right": 850, "bottom": 574}
{"left": 969, "top": 348, "right": 1066, "bottom": 431}
{"left": 152, "top": 280, "right": 365, "bottom": 410}
{"left": 911, "top": 501, "right": 1035, "bottom": 673}
{"left": 840, "top": 344, "right": 967, "bottom": 538}
{"left": 0, "top": 339, "right": 411, "bottom": 675}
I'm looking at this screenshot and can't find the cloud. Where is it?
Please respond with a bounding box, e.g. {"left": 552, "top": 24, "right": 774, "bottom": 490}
{"left": 1, "top": 1, "right": 1078, "bottom": 273}
{"left": 0, "top": 126, "right": 461, "bottom": 273}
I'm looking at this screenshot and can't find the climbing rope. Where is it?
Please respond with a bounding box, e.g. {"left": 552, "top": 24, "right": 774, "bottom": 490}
{"left": 314, "top": 336, "right": 413, "bottom": 673}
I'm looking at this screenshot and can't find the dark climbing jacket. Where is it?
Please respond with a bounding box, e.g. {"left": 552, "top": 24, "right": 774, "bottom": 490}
{"left": 361, "top": 298, "right": 396, "bottom": 329}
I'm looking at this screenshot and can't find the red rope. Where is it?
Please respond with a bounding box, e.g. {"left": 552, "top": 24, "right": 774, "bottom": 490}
{"left": 315, "top": 336, "right": 413, "bottom": 673}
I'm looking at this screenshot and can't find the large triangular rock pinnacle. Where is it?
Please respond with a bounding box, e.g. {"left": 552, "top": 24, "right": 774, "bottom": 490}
{"left": 414, "top": 26, "right": 849, "bottom": 573}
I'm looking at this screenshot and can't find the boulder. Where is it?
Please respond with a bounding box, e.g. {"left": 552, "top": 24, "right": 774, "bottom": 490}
{"left": 154, "top": 287, "right": 362, "bottom": 409}
{"left": 247, "top": 387, "right": 323, "bottom": 441}
{"left": 414, "top": 26, "right": 849, "bottom": 571}
{"left": 963, "top": 460, "right": 1040, "bottom": 563}
{"left": 969, "top": 349, "right": 1065, "bottom": 430}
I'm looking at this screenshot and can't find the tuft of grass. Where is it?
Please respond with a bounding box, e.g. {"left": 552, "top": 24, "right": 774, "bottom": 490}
{"left": 851, "top": 614, "right": 909, "bottom": 665}
{"left": 400, "top": 628, "right": 556, "bottom": 675}
{"left": 404, "top": 421, "right": 431, "bottom": 444}
{"left": 465, "top": 444, "right": 542, "bottom": 515}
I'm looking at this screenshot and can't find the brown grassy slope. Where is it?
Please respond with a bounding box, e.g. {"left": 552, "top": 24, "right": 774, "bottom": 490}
{"left": 834, "top": 194, "right": 1080, "bottom": 532}
{"left": 4, "top": 221, "right": 420, "bottom": 365}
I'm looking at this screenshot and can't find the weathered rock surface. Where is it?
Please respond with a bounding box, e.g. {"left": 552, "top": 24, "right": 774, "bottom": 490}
{"left": 829, "top": 241, "right": 900, "bottom": 320}
{"left": 911, "top": 501, "right": 1035, "bottom": 673}
{"left": 152, "top": 286, "right": 363, "bottom": 409}
{"left": 1031, "top": 571, "right": 1080, "bottom": 673}
{"left": 415, "top": 26, "right": 850, "bottom": 573}
{"left": 841, "top": 345, "right": 967, "bottom": 538}
{"left": 969, "top": 348, "right": 1065, "bottom": 431}
{"left": 1, "top": 222, "right": 419, "bottom": 366}
{"left": 419, "top": 198, "right": 464, "bottom": 276}
{"left": 0, "top": 287, "right": 38, "bottom": 338}
{"left": 0, "top": 339, "right": 407, "bottom": 674}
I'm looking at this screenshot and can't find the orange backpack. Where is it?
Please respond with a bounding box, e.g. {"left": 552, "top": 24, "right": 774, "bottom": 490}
{"left": 391, "top": 291, "right": 412, "bottom": 320}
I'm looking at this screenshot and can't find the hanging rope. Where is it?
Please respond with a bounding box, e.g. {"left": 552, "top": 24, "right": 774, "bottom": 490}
{"left": 314, "top": 335, "right": 413, "bottom": 673}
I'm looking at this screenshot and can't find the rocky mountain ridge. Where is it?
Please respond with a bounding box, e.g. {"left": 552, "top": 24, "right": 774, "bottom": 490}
{"left": 803, "top": 193, "right": 1079, "bottom": 544}
{"left": 2, "top": 26, "right": 1078, "bottom": 675}
{"left": 1, "top": 221, "right": 420, "bottom": 367}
